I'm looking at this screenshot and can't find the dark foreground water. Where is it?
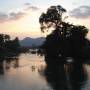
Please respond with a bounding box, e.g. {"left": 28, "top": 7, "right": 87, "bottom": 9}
{"left": 0, "top": 53, "right": 90, "bottom": 90}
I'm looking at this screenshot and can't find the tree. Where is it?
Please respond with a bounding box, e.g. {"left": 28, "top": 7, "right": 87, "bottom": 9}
{"left": 9, "top": 37, "right": 20, "bottom": 52}
{"left": 4, "top": 34, "right": 10, "bottom": 42}
{"left": 39, "top": 5, "right": 67, "bottom": 57}
{"left": 70, "top": 25, "right": 88, "bottom": 58}
{"left": 39, "top": 5, "right": 66, "bottom": 32}
{"left": 0, "top": 34, "right": 4, "bottom": 44}
{"left": 39, "top": 5, "right": 89, "bottom": 64}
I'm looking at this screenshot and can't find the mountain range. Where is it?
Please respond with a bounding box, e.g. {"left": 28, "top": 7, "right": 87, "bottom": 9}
{"left": 20, "top": 37, "right": 45, "bottom": 47}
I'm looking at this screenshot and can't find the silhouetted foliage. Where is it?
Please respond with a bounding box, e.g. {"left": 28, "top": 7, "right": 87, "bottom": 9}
{"left": 39, "top": 5, "right": 66, "bottom": 32}
{"left": 7, "top": 37, "right": 20, "bottom": 52}
{"left": 39, "top": 5, "right": 89, "bottom": 64}
{"left": 0, "top": 34, "right": 21, "bottom": 57}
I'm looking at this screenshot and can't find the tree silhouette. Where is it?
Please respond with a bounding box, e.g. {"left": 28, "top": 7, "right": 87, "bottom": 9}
{"left": 5, "top": 37, "right": 20, "bottom": 52}
{"left": 70, "top": 25, "right": 88, "bottom": 59}
{"left": 39, "top": 5, "right": 66, "bottom": 32}
{"left": 0, "top": 34, "right": 4, "bottom": 45}
{"left": 0, "top": 34, "right": 21, "bottom": 57}
{"left": 39, "top": 5, "right": 89, "bottom": 64}
{"left": 12, "top": 37, "right": 20, "bottom": 51}
{"left": 4, "top": 34, "right": 10, "bottom": 42}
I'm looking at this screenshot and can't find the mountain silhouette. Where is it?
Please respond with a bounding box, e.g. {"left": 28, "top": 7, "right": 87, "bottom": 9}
{"left": 20, "top": 37, "right": 45, "bottom": 47}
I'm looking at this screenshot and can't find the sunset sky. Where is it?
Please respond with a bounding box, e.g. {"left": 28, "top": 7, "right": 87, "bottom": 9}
{"left": 0, "top": 0, "right": 90, "bottom": 39}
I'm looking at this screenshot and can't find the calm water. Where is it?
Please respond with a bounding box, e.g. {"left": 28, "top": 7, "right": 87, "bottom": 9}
{"left": 0, "top": 53, "right": 90, "bottom": 90}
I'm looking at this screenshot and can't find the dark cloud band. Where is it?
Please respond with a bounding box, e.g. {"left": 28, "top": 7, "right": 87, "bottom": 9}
{"left": 69, "top": 6, "right": 90, "bottom": 19}
{"left": 0, "top": 11, "right": 25, "bottom": 23}
{"left": 0, "top": 3, "right": 39, "bottom": 23}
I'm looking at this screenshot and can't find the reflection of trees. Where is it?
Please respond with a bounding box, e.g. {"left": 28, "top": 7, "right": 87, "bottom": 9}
{"left": 13, "top": 58, "right": 19, "bottom": 68}
{"left": 45, "top": 56, "right": 65, "bottom": 67}
{"left": 0, "top": 59, "right": 4, "bottom": 75}
{"left": 0, "top": 56, "right": 19, "bottom": 75}
{"left": 44, "top": 64, "right": 66, "bottom": 90}
{"left": 38, "top": 58, "right": 87, "bottom": 90}
{"left": 68, "top": 64, "right": 87, "bottom": 90}
{"left": 5, "top": 57, "right": 19, "bottom": 69}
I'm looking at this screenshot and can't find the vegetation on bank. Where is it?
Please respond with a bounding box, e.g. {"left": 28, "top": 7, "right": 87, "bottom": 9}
{"left": 0, "top": 34, "right": 20, "bottom": 57}
{"left": 39, "top": 5, "right": 90, "bottom": 65}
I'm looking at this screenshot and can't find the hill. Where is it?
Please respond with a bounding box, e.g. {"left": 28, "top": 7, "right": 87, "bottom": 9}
{"left": 20, "top": 37, "right": 45, "bottom": 47}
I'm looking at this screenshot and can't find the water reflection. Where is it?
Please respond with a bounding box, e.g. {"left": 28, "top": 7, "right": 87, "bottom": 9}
{"left": 0, "top": 54, "right": 89, "bottom": 90}
{"left": 0, "top": 54, "right": 47, "bottom": 90}
{"left": 5, "top": 57, "right": 19, "bottom": 69}
{"left": 0, "top": 56, "right": 19, "bottom": 75}
{"left": 0, "top": 61, "right": 4, "bottom": 75}
{"left": 38, "top": 58, "right": 88, "bottom": 90}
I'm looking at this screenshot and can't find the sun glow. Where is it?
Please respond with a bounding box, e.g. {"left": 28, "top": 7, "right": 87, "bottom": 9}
{"left": 0, "top": 0, "right": 90, "bottom": 39}
{"left": 0, "top": 10, "right": 44, "bottom": 39}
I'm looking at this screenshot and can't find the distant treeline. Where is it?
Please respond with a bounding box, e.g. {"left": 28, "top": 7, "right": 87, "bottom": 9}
{"left": 0, "top": 34, "right": 20, "bottom": 56}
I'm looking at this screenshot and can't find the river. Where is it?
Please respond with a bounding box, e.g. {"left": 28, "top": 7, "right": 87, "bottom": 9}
{"left": 0, "top": 53, "right": 90, "bottom": 90}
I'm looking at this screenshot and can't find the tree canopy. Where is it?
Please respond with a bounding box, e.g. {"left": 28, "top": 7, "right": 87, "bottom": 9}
{"left": 39, "top": 5, "right": 89, "bottom": 64}
{"left": 0, "top": 34, "right": 20, "bottom": 54}
{"left": 39, "top": 5, "right": 66, "bottom": 32}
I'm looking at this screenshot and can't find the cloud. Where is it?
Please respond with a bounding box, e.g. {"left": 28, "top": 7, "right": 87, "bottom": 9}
{"left": 0, "top": 11, "right": 25, "bottom": 23}
{"left": 9, "top": 11, "right": 25, "bottom": 20}
{"left": 26, "top": 6, "right": 39, "bottom": 11}
{"left": 0, "top": 13, "right": 8, "bottom": 22}
{"left": 24, "top": 3, "right": 39, "bottom": 11}
{"left": 24, "top": 3, "right": 31, "bottom": 6}
{"left": 69, "top": 6, "right": 90, "bottom": 19}
{"left": 0, "top": 3, "right": 39, "bottom": 23}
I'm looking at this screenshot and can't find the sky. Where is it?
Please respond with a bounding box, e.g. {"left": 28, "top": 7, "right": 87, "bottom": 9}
{"left": 0, "top": 0, "right": 90, "bottom": 40}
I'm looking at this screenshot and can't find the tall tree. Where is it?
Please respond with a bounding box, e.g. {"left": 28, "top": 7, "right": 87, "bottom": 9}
{"left": 39, "top": 5, "right": 66, "bottom": 32}
{"left": 39, "top": 5, "right": 89, "bottom": 63}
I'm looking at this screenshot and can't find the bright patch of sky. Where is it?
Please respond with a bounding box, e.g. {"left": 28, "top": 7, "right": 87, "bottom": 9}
{"left": 0, "top": 0, "right": 90, "bottom": 39}
{"left": 0, "top": 0, "right": 24, "bottom": 12}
